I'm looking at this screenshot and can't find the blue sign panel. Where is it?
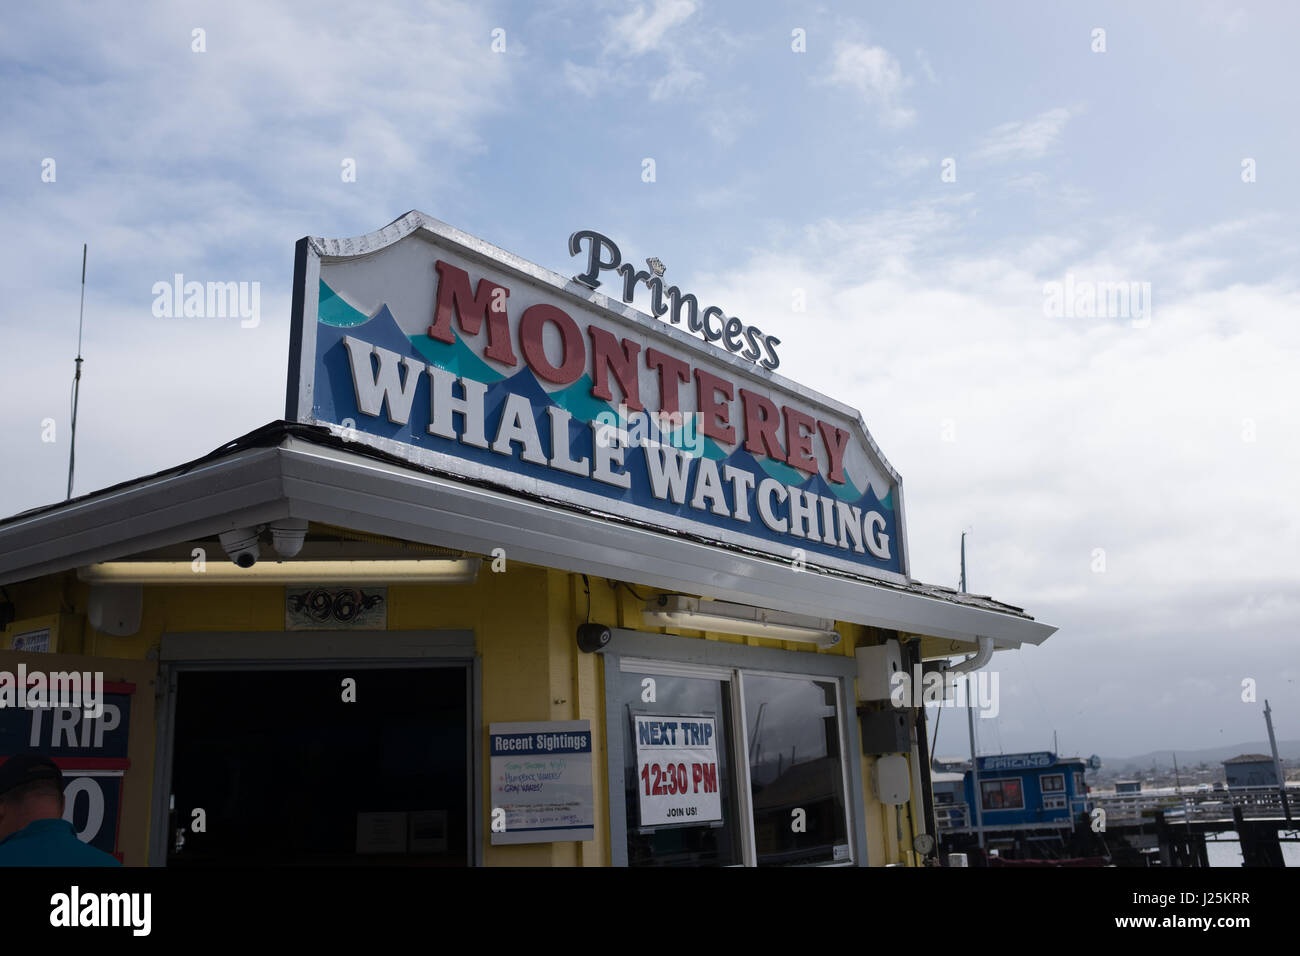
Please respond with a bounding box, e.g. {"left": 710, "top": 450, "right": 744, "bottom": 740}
{"left": 978, "top": 751, "right": 1056, "bottom": 772}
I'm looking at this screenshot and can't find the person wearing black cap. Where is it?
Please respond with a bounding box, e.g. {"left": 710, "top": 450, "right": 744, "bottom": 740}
{"left": 0, "top": 753, "right": 121, "bottom": 866}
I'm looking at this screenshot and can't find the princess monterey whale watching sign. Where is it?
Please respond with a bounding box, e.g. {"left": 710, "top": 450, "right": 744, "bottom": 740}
{"left": 286, "top": 212, "right": 909, "bottom": 582}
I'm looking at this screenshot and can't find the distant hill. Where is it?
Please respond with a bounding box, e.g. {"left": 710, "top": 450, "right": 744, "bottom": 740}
{"left": 1101, "top": 741, "right": 1300, "bottom": 773}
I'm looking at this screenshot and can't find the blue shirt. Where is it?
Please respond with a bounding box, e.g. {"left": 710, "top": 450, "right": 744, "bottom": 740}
{"left": 0, "top": 818, "right": 121, "bottom": 867}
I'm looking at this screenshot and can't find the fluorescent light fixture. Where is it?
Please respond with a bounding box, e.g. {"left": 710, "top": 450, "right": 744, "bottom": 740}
{"left": 77, "top": 558, "right": 481, "bottom": 585}
{"left": 643, "top": 595, "right": 841, "bottom": 648}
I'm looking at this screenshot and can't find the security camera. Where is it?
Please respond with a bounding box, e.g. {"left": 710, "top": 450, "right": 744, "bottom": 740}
{"left": 576, "top": 622, "right": 611, "bottom": 653}
{"left": 218, "top": 528, "right": 261, "bottom": 568}
{"left": 269, "top": 518, "right": 309, "bottom": 558}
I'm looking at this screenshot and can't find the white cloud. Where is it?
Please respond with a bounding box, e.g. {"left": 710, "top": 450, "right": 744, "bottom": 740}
{"left": 650, "top": 64, "right": 704, "bottom": 100}
{"left": 0, "top": 0, "right": 512, "bottom": 514}
{"left": 607, "top": 0, "right": 698, "bottom": 55}
{"left": 689, "top": 203, "right": 1300, "bottom": 753}
{"left": 973, "top": 107, "right": 1074, "bottom": 162}
{"left": 825, "top": 41, "right": 915, "bottom": 127}
{"left": 563, "top": 60, "right": 606, "bottom": 97}
{"left": 0, "top": 0, "right": 511, "bottom": 321}
{"left": 700, "top": 104, "right": 756, "bottom": 146}
{"left": 869, "top": 148, "right": 933, "bottom": 180}
{"left": 915, "top": 48, "right": 939, "bottom": 84}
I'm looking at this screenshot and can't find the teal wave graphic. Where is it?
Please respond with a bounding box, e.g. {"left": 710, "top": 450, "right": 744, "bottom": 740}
{"left": 408, "top": 332, "right": 505, "bottom": 384}
{"left": 318, "top": 280, "right": 887, "bottom": 508}
{"left": 318, "top": 280, "right": 371, "bottom": 327}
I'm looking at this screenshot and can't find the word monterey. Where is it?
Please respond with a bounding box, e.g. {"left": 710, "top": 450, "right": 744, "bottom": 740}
{"left": 570, "top": 229, "right": 781, "bottom": 370}
{"left": 340, "top": 257, "right": 892, "bottom": 562}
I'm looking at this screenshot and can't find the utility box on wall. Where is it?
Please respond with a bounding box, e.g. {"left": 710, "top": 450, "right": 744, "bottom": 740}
{"left": 859, "top": 707, "right": 912, "bottom": 755}
{"left": 855, "top": 639, "right": 903, "bottom": 702}
{"left": 873, "top": 754, "right": 911, "bottom": 806}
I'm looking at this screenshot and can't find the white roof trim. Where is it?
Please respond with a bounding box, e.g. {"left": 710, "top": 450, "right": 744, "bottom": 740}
{"left": 0, "top": 433, "right": 1056, "bottom": 649}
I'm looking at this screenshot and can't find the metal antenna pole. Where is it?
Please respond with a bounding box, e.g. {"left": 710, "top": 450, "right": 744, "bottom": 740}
{"left": 959, "top": 532, "right": 967, "bottom": 593}
{"left": 67, "top": 244, "right": 86, "bottom": 500}
{"left": 1264, "top": 700, "right": 1291, "bottom": 823}
{"left": 959, "top": 532, "right": 984, "bottom": 849}
{"left": 967, "top": 695, "right": 984, "bottom": 850}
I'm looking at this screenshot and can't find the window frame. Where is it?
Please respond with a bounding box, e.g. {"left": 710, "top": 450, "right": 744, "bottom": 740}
{"left": 739, "top": 666, "right": 856, "bottom": 867}
{"left": 1040, "top": 773, "right": 1065, "bottom": 794}
{"left": 603, "top": 629, "right": 867, "bottom": 867}
{"left": 980, "top": 776, "right": 1025, "bottom": 811}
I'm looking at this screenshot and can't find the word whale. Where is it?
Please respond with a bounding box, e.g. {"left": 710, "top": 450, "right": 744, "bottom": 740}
{"left": 340, "top": 337, "right": 891, "bottom": 561}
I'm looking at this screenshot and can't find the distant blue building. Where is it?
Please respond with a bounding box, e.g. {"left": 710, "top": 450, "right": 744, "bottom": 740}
{"left": 938, "top": 752, "right": 1091, "bottom": 837}
{"left": 1223, "top": 754, "right": 1278, "bottom": 788}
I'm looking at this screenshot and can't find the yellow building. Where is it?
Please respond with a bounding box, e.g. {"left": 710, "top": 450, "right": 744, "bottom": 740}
{"left": 0, "top": 213, "right": 1055, "bottom": 867}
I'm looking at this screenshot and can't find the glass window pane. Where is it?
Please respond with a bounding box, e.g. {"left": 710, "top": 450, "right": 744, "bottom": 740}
{"left": 744, "top": 674, "right": 849, "bottom": 865}
{"left": 614, "top": 668, "right": 742, "bottom": 867}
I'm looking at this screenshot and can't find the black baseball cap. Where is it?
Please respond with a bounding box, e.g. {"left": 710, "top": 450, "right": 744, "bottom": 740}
{"left": 0, "top": 753, "right": 63, "bottom": 798}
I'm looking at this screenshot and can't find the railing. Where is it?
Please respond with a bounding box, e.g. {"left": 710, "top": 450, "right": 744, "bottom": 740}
{"left": 934, "top": 786, "right": 1297, "bottom": 832}
{"left": 1091, "top": 785, "right": 1297, "bottom": 827}
{"left": 934, "top": 800, "right": 1084, "bottom": 831}
{"left": 935, "top": 803, "right": 970, "bottom": 830}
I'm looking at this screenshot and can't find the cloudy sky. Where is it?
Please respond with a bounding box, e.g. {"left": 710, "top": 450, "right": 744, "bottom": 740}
{"left": 1, "top": 1, "right": 1296, "bottom": 760}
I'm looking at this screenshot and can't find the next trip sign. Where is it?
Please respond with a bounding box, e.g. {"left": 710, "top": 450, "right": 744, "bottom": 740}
{"left": 634, "top": 715, "right": 721, "bottom": 827}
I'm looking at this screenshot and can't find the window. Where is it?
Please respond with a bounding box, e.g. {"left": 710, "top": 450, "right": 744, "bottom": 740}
{"left": 613, "top": 659, "right": 854, "bottom": 866}
{"left": 980, "top": 778, "right": 1024, "bottom": 811}
{"left": 745, "top": 674, "right": 849, "bottom": 866}
{"left": 1042, "top": 794, "right": 1067, "bottom": 810}
{"left": 1074, "top": 771, "right": 1085, "bottom": 794}
{"left": 614, "top": 666, "right": 743, "bottom": 867}
{"left": 1041, "top": 773, "right": 1065, "bottom": 793}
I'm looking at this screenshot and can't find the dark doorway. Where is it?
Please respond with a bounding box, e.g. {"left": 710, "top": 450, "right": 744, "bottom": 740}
{"left": 167, "top": 666, "right": 471, "bottom": 866}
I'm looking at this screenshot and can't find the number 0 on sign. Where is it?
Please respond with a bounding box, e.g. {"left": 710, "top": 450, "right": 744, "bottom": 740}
{"left": 633, "top": 715, "right": 722, "bottom": 827}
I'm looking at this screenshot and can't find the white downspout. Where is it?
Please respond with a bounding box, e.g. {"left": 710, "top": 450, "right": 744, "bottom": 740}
{"left": 945, "top": 635, "right": 994, "bottom": 676}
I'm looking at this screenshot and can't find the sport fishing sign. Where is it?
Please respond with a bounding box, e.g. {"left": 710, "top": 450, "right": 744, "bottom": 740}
{"left": 286, "top": 212, "right": 909, "bottom": 581}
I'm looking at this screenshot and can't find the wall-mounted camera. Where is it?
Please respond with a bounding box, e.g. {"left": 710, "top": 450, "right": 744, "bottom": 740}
{"left": 576, "top": 622, "right": 611, "bottom": 653}
{"left": 218, "top": 528, "right": 261, "bottom": 568}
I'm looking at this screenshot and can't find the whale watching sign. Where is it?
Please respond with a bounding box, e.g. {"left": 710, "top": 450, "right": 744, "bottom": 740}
{"left": 286, "top": 212, "right": 909, "bottom": 581}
